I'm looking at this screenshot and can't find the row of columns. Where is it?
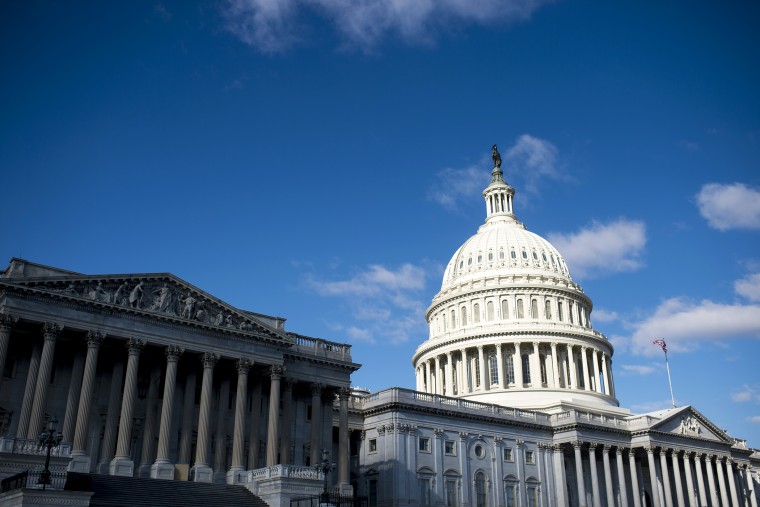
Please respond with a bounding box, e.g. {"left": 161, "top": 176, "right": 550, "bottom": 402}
{"left": 0, "top": 318, "right": 351, "bottom": 486}
{"left": 565, "top": 442, "right": 758, "bottom": 507}
{"left": 416, "top": 341, "right": 614, "bottom": 398}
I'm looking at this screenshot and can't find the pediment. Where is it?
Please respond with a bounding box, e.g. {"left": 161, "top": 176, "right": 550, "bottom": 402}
{"left": 1, "top": 272, "right": 290, "bottom": 344}
{"left": 649, "top": 406, "right": 732, "bottom": 444}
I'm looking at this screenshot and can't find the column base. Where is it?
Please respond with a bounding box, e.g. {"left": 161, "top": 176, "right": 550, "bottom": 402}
{"left": 138, "top": 464, "right": 152, "bottom": 478}
{"left": 150, "top": 461, "right": 176, "bottom": 480}
{"left": 109, "top": 457, "right": 135, "bottom": 477}
{"left": 226, "top": 467, "right": 246, "bottom": 485}
{"left": 190, "top": 464, "right": 214, "bottom": 483}
{"left": 67, "top": 452, "right": 92, "bottom": 473}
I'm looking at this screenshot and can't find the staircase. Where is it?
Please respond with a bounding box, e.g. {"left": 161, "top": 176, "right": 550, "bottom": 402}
{"left": 64, "top": 472, "right": 270, "bottom": 507}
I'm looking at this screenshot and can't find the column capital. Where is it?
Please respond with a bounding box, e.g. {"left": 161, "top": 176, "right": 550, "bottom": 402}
{"left": 581, "top": 345, "right": 588, "bottom": 351}
{"left": 126, "top": 338, "right": 147, "bottom": 353}
{"left": 201, "top": 352, "right": 220, "bottom": 368}
{"left": 589, "top": 442, "right": 598, "bottom": 451}
{"left": 458, "top": 432, "right": 468, "bottom": 441}
{"left": 284, "top": 378, "right": 296, "bottom": 391}
{"left": 476, "top": 344, "right": 484, "bottom": 351}
{"left": 339, "top": 386, "right": 351, "bottom": 399}
{"left": 236, "top": 358, "right": 253, "bottom": 374}
{"left": 86, "top": 330, "right": 106, "bottom": 347}
{"left": 682, "top": 450, "right": 693, "bottom": 459}
{"left": 644, "top": 446, "right": 656, "bottom": 454}
{"left": 311, "top": 383, "right": 325, "bottom": 396}
{"left": 572, "top": 440, "right": 584, "bottom": 450}
{"left": 43, "top": 322, "right": 64, "bottom": 339}
{"left": 433, "top": 428, "right": 444, "bottom": 438}
{"left": 269, "top": 364, "right": 285, "bottom": 379}
{"left": 550, "top": 342, "right": 557, "bottom": 350}
{"left": 0, "top": 311, "right": 18, "bottom": 332}
{"left": 552, "top": 444, "right": 563, "bottom": 453}
{"left": 166, "top": 345, "right": 184, "bottom": 361}
{"left": 516, "top": 439, "right": 525, "bottom": 447}
{"left": 694, "top": 451, "right": 704, "bottom": 459}
{"left": 616, "top": 447, "right": 626, "bottom": 456}
{"left": 602, "top": 444, "right": 612, "bottom": 453}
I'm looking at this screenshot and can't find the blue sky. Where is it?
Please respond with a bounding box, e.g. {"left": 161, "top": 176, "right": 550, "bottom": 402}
{"left": 2, "top": 1, "right": 759, "bottom": 444}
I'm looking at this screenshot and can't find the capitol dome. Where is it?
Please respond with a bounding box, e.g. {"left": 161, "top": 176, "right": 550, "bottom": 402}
{"left": 412, "top": 146, "right": 619, "bottom": 412}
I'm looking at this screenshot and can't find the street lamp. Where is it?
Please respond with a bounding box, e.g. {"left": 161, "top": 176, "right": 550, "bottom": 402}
{"left": 314, "top": 449, "right": 336, "bottom": 504}
{"left": 37, "top": 416, "right": 63, "bottom": 490}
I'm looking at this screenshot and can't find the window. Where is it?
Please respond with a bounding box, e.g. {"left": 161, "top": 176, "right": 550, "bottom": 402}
{"left": 506, "top": 355, "right": 515, "bottom": 385}
{"left": 446, "top": 480, "right": 458, "bottom": 507}
{"left": 369, "top": 439, "right": 377, "bottom": 453}
{"left": 451, "top": 310, "right": 456, "bottom": 329}
{"left": 475, "top": 444, "right": 485, "bottom": 458}
{"left": 544, "top": 300, "right": 552, "bottom": 320}
{"left": 511, "top": 250, "right": 517, "bottom": 259}
{"left": 473, "top": 303, "right": 480, "bottom": 323}
{"left": 522, "top": 249, "right": 528, "bottom": 259}
{"left": 516, "top": 299, "right": 524, "bottom": 319}
{"left": 461, "top": 306, "right": 467, "bottom": 325}
{"left": 527, "top": 487, "right": 538, "bottom": 507}
{"left": 369, "top": 480, "right": 378, "bottom": 507}
{"left": 540, "top": 358, "right": 547, "bottom": 385}
{"left": 505, "top": 484, "right": 517, "bottom": 507}
{"left": 477, "top": 254, "right": 482, "bottom": 264}
{"left": 503, "top": 447, "right": 513, "bottom": 461}
{"left": 419, "top": 437, "right": 431, "bottom": 452}
{"left": 475, "top": 472, "right": 487, "bottom": 507}
{"left": 500, "top": 250, "right": 505, "bottom": 260}
{"left": 486, "top": 301, "right": 494, "bottom": 321}
{"left": 420, "top": 477, "right": 432, "bottom": 506}
{"left": 568, "top": 302, "right": 574, "bottom": 324}
{"left": 445, "top": 440, "right": 456, "bottom": 456}
{"left": 525, "top": 450, "right": 535, "bottom": 464}
{"left": 532, "top": 250, "right": 538, "bottom": 260}
{"left": 474, "top": 357, "right": 481, "bottom": 388}
{"left": 522, "top": 354, "right": 531, "bottom": 385}
{"left": 557, "top": 302, "right": 564, "bottom": 322}
{"left": 542, "top": 252, "right": 548, "bottom": 262}
{"left": 531, "top": 299, "right": 538, "bottom": 319}
{"left": 488, "top": 251, "right": 493, "bottom": 261}
{"left": 489, "top": 354, "right": 498, "bottom": 386}
{"left": 501, "top": 299, "right": 509, "bottom": 320}
{"left": 468, "top": 256, "right": 472, "bottom": 266}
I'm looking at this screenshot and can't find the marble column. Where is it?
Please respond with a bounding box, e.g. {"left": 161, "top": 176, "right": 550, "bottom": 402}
{"left": 27, "top": 323, "right": 62, "bottom": 438}
{"left": 111, "top": 338, "right": 146, "bottom": 476}
{"left": 138, "top": 364, "right": 161, "bottom": 477}
{"left": 589, "top": 443, "right": 601, "bottom": 507}
{"left": 445, "top": 352, "right": 454, "bottom": 395}
{"left": 98, "top": 359, "right": 125, "bottom": 473}
{"left": 227, "top": 359, "right": 251, "bottom": 484}
{"left": 434, "top": 355, "right": 442, "bottom": 394}
{"left": 62, "top": 351, "right": 85, "bottom": 443}
{"left": 16, "top": 343, "right": 42, "bottom": 438}
{"left": 151, "top": 345, "right": 183, "bottom": 479}
{"left": 191, "top": 352, "right": 219, "bottom": 482}
{"left": 745, "top": 465, "right": 759, "bottom": 507}
{"left": 705, "top": 455, "right": 720, "bottom": 507}
{"left": 425, "top": 360, "right": 432, "bottom": 393}
{"left": 592, "top": 349, "right": 602, "bottom": 393}
{"left": 477, "top": 346, "right": 486, "bottom": 390}
{"left": 629, "top": 449, "right": 642, "bottom": 507}
{"left": 279, "top": 378, "right": 295, "bottom": 465}
{"left": 659, "top": 448, "right": 673, "bottom": 507}
{"left": 726, "top": 459, "right": 740, "bottom": 507}
{"left": 310, "top": 383, "right": 324, "bottom": 466}
{"left": 683, "top": 452, "right": 697, "bottom": 507}
{"left": 68, "top": 331, "right": 105, "bottom": 472}
{"left": 601, "top": 352, "right": 610, "bottom": 395}
{"left": 554, "top": 445, "right": 568, "bottom": 507}
{"left": 247, "top": 380, "right": 263, "bottom": 470}
{"left": 574, "top": 441, "right": 587, "bottom": 507}
{"left": 617, "top": 448, "right": 630, "bottom": 507}
{"left": 265, "top": 365, "right": 284, "bottom": 466}
{"left": 0, "top": 312, "right": 18, "bottom": 389}
{"left": 177, "top": 368, "right": 197, "bottom": 464}
{"left": 514, "top": 343, "right": 523, "bottom": 387}
{"left": 715, "top": 457, "right": 731, "bottom": 507}
{"left": 693, "top": 453, "right": 707, "bottom": 507}
{"left": 580, "top": 346, "right": 590, "bottom": 390}
{"left": 496, "top": 345, "right": 505, "bottom": 389}
{"left": 669, "top": 450, "right": 685, "bottom": 507}
{"left": 532, "top": 342, "right": 541, "bottom": 386}
{"left": 213, "top": 376, "right": 231, "bottom": 481}
{"left": 602, "top": 445, "right": 615, "bottom": 507}
{"left": 646, "top": 447, "right": 662, "bottom": 507}
{"left": 567, "top": 345, "right": 577, "bottom": 389}
{"left": 338, "top": 387, "right": 350, "bottom": 491}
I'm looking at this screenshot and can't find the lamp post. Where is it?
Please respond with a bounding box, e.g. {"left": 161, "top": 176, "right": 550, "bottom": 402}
{"left": 37, "top": 416, "right": 63, "bottom": 490}
{"left": 314, "top": 448, "right": 336, "bottom": 504}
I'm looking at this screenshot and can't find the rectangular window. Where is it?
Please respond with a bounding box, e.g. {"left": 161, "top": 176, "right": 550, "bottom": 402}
{"left": 558, "top": 301, "right": 564, "bottom": 322}
{"left": 516, "top": 299, "right": 524, "bottom": 318}
{"left": 419, "top": 437, "right": 431, "bottom": 453}
{"left": 445, "top": 440, "right": 456, "bottom": 455}
{"left": 505, "top": 485, "right": 516, "bottom": 507}
{"left": 369, "top": 480, "right": 378, "bottom": 507}
{"left": 474, "top": 357, "right": 481, "bottom": 387}
{"left": 501, "top": 299, "right": 509, "bottom": 320}
{"left": 489, "top": 355, "right": 499, "bottom": 386}
{"left": 446, "top": 480, "right": 458, "bottom": 507}
{"left": 525, "top": 450, "right": 535, "bottom": 464}
{"left": 420, "top": 478, "right": 432, "bottom": 506}
{"left": 527, "top": 487, "right": 537, "bottom": 507}
{"left": 369, "top": 439, "right": 377, "bottom": 453}
{"left": 503, "top": 447, "right": 513, "bottom": 461}
{"left": 506, "top": 355, "right": 515, "bottom": 385}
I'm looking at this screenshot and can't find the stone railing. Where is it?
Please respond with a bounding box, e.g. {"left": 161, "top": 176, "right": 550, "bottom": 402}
{"left": 0, "top": 437, "right": 72, "bottom": 458}
{"left": 247, "top": 464, "right": 323, "bottom": 482}
{"left": 551, "top": 410, "right": 630, "bottom": 429}
{"left": 290, "top": 334, "right": 352, "bottom": 361}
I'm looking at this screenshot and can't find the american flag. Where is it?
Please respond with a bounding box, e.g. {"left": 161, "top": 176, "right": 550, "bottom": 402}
{"left": 652, "top": 339, "right": 667, "bottom": 353}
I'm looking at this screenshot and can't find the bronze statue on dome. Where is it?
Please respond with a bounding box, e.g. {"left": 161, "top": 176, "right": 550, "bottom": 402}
{"left": 492, "top": 144, "right": 502, "bottom": 169}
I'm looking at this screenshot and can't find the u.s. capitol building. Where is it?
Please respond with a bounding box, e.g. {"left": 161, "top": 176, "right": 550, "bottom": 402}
{"left": 0, "top": 148, "right": 758, "bottom": 507}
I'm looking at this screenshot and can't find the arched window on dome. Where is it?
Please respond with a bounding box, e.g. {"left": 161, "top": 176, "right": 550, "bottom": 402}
{"left": 477, "top": 253, "right": 482, "bottom": 264}
{"left": 516, "top": 299, "right": 524, "bottom": 319}
{"left": 544, "top": 300, "right": 552, "bottom": 320}
{"left": 488, "top": 354, "right": 498, "bottom": 386}
{"left": 510, "top": 249, "right": 517, "bottom": 260}
{"left": 473, "top": 303, "right": 480, "bottom": 323}
{"left": 522, "top": 249, "right": 528, "bottom": 260}
{"left": 501, "top": 299, "right": 509, "bottom": 320}
{"left": 486, "top": 301, "right": 494, "bottom": 321}
{"left": 488, "top": 250, "right": 493, "bottom": 262}
{"left": 521, "top": 354, "right": 531, "bottom": 385}
{"left": 461, "top": 306, "right": 468, "bottom": 326}
{"left": 531, "top": 299, "right": 538, "bottom": 319}
{"left": 468, "top": 256, "right": 473, "bottom": 266}
{"left": 500, "top": 249, "right": 505, "bottom": 261}
{"left": 557, "top": 302, "right": 564, "bottom": 322}
{"left": 506, "top": 354, "right": 515, "bottom": 385}
{"left": 459, "top": 260, "right": 464, "bottom": 270}
{"left": 542, "top": 252, "right": 548, "bottom": 263}
{"left": 532, "top": 250, "right": 538, "bottom": 261}
{"left": 451, "top": 310, "right": 456, "bottom": 329}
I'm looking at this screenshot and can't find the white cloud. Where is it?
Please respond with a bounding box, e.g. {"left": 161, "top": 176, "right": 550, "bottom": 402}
{"left": 731, "top": 385, "right": 760, "bottom": 404}
{"left": 306, "top": 263, "right": 429, "bottom": 344}
{"left": 503, "top": 134, "right": 564, "bottom": 195}
{"left": 619, "top": 364, "right": 656, "bottom": 375}
{"left": 428, "top": 165, "right": 489, "bottom": 210}
{"left": 696, "top": 182, "right": 760, "bottom": 231}
{"left": 547, "top": 219, "right": 646, "bottom": 279}
{"left": 591, "top": 308, "right": 619, "bottom": 323}
{"left": 221, "top": 0, "right": 553, "bottom": 53}
{"left": 749, "top": 416, "right": 760, "bottom": 425}
{"left": 624, "top": 297, "right": 760, "bottom": 356}
{"left": 630, "top": 400, "right": 676, "bottom": 413}
{"left": 735, "top": 272, "right": 760, "bottom": 302}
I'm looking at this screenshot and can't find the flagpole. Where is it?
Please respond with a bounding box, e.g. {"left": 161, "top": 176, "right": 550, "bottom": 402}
{"left": 664, "top": 349, "right": 676, "bottom": 408}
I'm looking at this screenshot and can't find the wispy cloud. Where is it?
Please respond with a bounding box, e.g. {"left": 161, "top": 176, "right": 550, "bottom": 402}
{"left": 731, "top": 385, "right": 760, "bottom": 404}
{"left": 503, "top": 134, "right": 565, "bottom": 196}
{"left": 221, "top": 0, "right": 553, "bottom": 53}
{"left": 696, "top": 182, "right": 760, "bottom": 231}
{"left": 749, "top": 416, "right": 760, "bottom": 425}
{"left": 590, "top": 308, "right": 619, "bottom": 323}
{"left": 547, "top": 219, "right": 646, "bottom": 279}
{"left": 306, "top": 263, "right": 429, "bottom": 344}
{"left": 619, "top": 364, "right": 657, "bottom": 376}
{"left": 735, "top": 272, "right": 760, "bottom": 302}
{"left": 428, "top": 164, "right": 489, "bottom": 211}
